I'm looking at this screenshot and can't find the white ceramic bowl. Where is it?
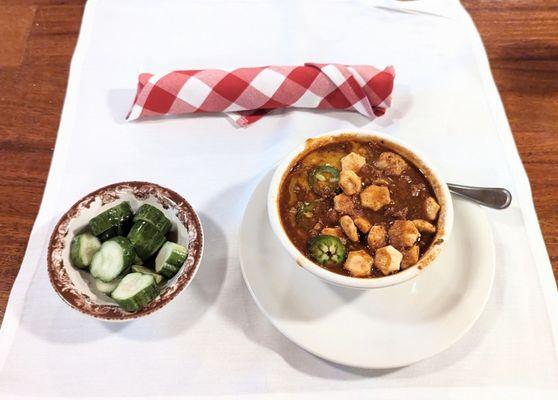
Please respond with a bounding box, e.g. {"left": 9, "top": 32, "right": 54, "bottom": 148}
{"left": 48, "top": 181, "right": 204, "bottom": 321}
{"left": 267, "top": 129, "right": 453, "bottom": 289}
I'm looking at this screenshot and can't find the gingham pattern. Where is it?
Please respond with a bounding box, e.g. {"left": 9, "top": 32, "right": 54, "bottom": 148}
{"left": 127, "top": 63, "right": 395, "bottom": 126}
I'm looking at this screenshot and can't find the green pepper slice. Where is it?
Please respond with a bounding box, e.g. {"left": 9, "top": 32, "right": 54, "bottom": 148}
{"left": 295, "top": 201, "right": 318, "bottom": 230}
{"left": 308, "top": 165, "right": 340, "bottom": 197}
{"left": 308, "top": 235, "right": 347, "bottom": 266}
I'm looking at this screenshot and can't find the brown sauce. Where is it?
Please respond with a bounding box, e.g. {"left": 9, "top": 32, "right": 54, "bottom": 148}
{"left": 278, "top": 139, "right": 439, "bottom": 278}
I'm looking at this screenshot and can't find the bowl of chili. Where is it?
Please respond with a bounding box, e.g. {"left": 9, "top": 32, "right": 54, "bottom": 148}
{"left": 267, "top": 129, "right": 453, "bottom": 289}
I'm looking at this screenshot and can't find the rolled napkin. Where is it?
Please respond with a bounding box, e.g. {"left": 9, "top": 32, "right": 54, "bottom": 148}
{"left": 127, "top": 63, "right": 395, "bottom": 127}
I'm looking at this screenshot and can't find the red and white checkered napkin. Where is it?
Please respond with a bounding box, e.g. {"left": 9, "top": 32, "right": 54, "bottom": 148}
{"left": 127, "top": 63, "right": 395, "bottom": 126}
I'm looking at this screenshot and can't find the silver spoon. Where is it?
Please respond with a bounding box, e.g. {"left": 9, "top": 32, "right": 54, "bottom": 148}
{"left": 447, "top": 183, "right": 512, "bottom": 209}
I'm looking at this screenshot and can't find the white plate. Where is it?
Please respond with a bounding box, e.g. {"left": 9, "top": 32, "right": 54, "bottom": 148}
{"left": 239, "top": 171, "right": 495, "bottom": 369}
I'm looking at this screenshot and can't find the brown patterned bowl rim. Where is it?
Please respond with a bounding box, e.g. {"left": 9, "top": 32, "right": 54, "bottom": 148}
{"left": 47, "top": 181, "right": 204, "bottom": 321}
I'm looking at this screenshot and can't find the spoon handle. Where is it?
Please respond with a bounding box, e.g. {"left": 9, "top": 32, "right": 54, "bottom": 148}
{"left": 447, "top": 183, "right": 512, "bottom": 209}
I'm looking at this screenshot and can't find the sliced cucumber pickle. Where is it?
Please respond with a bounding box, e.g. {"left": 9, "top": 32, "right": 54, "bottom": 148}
{"left": 111, "top": 273, "right": 159, "bottom": 312}
{"left": 131, "top": 265, "right": 164, "bottom": 284}
{"left": 134, "top": 204, "right": 171, "bottom": 235}
{"left": 97, "top": 227, "right": 118, "bottom": 242}
{"left": 96, "top": 223, "right": 132, "bottom": 242}
{"left": 90, "top": 236, "right": 135, "bottom": 282}
{"left": 70, "top": 233, "right": 101, "bottom": 269}
{"left": 133, "top": 252, "right": 143, "bottom": 265}
{"left": 89, "top": 202, "right": 133, "bottom": 239}
{"left": 127, "top": 221, "right": 166, "bottom": 260}
{"left": 155, "top": 241, "right": 188, "bottom": 278}
{"left": 308, "top": 235, "right": 347, "bottom": 266}
{"left": 94, "top": 278, "right": 120, "bottom": 294}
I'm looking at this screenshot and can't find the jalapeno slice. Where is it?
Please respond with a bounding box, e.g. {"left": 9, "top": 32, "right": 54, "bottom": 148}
{"left": 295, "top": 201, "right": 318, "bottom": 230}
{"left": 308, "top": 165, "right": 340, "bottom": 197}
{"left": 308, "top": 235, "right": 347, "bottom": 266}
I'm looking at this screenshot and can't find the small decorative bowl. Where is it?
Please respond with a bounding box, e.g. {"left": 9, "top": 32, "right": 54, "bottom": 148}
{"left": 47, "top": 181, "right": 203, "bottom": 321}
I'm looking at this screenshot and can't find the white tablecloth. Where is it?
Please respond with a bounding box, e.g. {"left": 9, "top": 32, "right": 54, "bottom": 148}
{"left": 0, "top": 0, "right": 557, "bottom": 398}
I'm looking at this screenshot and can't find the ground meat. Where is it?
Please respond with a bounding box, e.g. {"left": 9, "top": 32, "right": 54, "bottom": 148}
{"left": 411, "top": 183, "right": 426, "bottom": 197}
{"left": 384, "top": 206, "right": 408, "bottom": 219}
{"left": 359, "top": 164, "right": 382, "bottom": 186}
{"left": 391, "top": 207, "right": 408, "bottom": 220}
{"left": 325, "top": 208, "right": 340, "bottom": 225}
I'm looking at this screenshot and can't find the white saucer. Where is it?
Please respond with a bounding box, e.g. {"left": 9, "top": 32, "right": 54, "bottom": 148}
{"left": 239, "top": 172, "right": 495, "bottom": 369}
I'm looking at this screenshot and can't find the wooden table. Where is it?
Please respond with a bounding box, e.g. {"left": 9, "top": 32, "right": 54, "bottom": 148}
{"left": 0, "top": 0, "right": 556, "bottom": 321}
